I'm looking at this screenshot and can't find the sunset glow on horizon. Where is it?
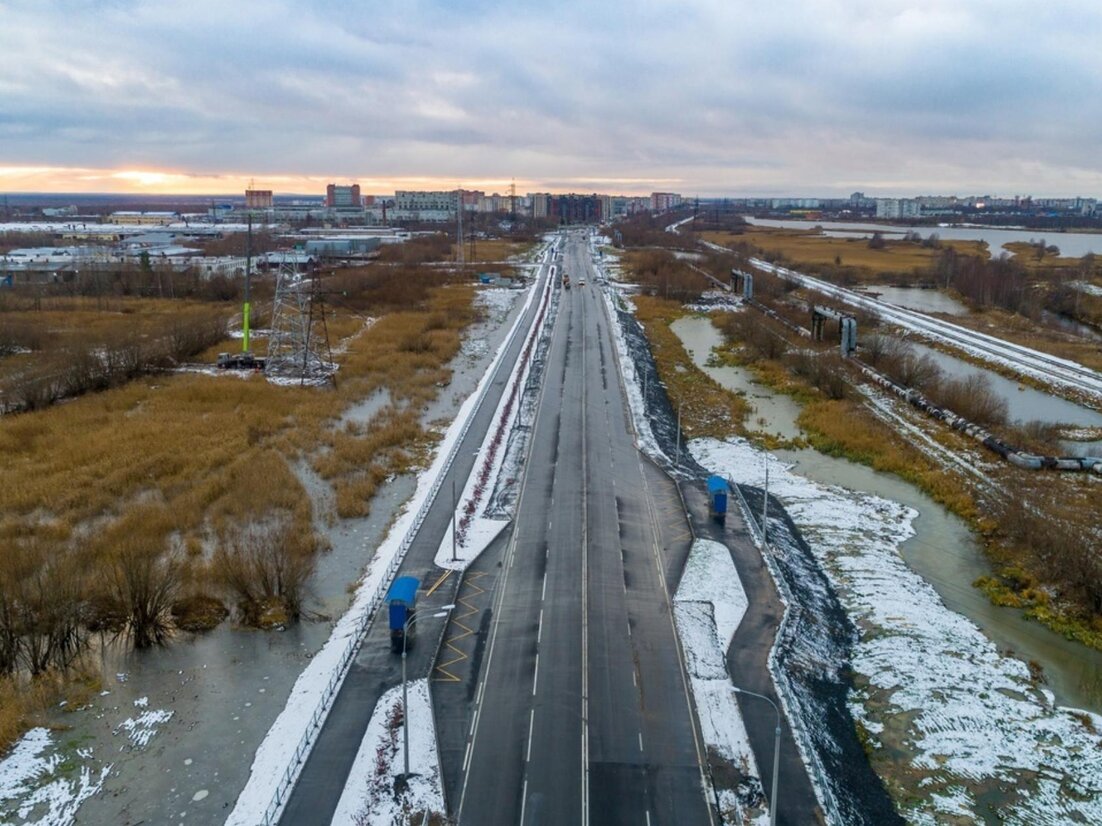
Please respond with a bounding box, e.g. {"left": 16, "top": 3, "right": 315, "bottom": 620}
{"left": 0, "top": 166, "right": 685, "bottom": 198}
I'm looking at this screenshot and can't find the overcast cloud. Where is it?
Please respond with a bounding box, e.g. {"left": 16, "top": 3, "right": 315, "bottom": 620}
{"left": 1, "top": 0, "right": 1100, "bottom": 195}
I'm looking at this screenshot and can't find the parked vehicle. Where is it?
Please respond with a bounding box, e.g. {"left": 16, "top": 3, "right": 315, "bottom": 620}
{"left": 388, "top": 576, "right": 420, "bottom": 653}
{"left": 707, "top": 475, "right": 729, "bottom": 523}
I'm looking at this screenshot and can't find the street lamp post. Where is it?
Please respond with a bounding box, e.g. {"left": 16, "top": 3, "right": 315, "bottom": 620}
{"left": 761, "top": 458, "right": 769, "bottom": 549}
{"left": 675, "top": 401, "right": 683, "bottom": 469}
{"left": 732, "top": 685, "right": 781, "bottom": 826}
{"left": 451, "top": 478, "right": 458, "bottom": 563}
{"left": 400, "top": 607, "right": 454, "bottom": 782}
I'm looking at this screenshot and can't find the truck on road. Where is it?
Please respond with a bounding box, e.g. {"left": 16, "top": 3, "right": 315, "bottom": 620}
{"left": 562, "top": 273, "right": 571, "bottom": 289}
{"left": 707, "top": 475, "right": 729, "bottom": 523}
{"left": 388, "top": 576, "right": 420, "bottom": 653}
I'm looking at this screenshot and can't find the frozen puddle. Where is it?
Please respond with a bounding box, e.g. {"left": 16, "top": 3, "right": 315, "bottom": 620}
{"left": 693, "top": 436, "right": 1102, "bottom": 824}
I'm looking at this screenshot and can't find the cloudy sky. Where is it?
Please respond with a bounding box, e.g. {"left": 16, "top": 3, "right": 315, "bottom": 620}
{"left": 2, "top": 0, "right": 1101, "bottom": 197}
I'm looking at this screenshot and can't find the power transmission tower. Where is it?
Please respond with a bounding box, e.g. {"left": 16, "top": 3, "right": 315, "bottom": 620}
{"left": 265, "top": 257, "right": 336, "bottom": 386}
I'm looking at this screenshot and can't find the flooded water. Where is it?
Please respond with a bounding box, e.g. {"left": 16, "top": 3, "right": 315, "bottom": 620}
{"left": 856, "top": 286, "right": 968, "bottom": 315}
{"left": 746, "top": 217, "right": 1102, "bottom": 259}
{"left": 673, "top": 313, "right": 1102, "bottom": 713}
{"left": 905, "top": 341, "right": 1102, "bottom": 441}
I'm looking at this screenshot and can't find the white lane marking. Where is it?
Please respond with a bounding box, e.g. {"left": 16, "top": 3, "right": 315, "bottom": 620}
{"left": 520, "top": 778, "right": 529, "bottom": 825}
{"left": 646, "top": 811, "right": 652, "bottom": 826}
{"left": 532, "top": 653, "right": 540, "bottom": 696}
{"left": 526, "top": 708, "right": 536, "bottom": 762}
{"left": 457, "top": 252, "right": 560, "bottom": 822}
{"left": 541, "top": 572, "right": 547, "bottom": 601}
{"left": 463, "top": 739, "right": 473, "bottom": 773}
{"left": 638, "top": 732, "right": 644, "bottom": 752}
{"left": 537, "top": 608, "right": 544, "bottom": 644}
{"left": 579, "top": 239, "right": 591, "bottom": 826}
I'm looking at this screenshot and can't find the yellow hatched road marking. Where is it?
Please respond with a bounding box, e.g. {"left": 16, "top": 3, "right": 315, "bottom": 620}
{"left": 434, "top": 571, "right": 489, "bottom": 682}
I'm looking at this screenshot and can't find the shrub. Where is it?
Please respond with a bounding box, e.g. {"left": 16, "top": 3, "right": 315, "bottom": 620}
{"left": 213, "top": 515, "right": 318, "bottom": 626}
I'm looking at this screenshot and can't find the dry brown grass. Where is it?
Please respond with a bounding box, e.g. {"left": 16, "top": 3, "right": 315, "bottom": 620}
{"left": 0, "top": 263, "right": 484, "bottom": 752}
{"left": 797, "top": 399, "right": 977, "bottom": 518}
{"left": 714, "top": 304, "right": 1102, "bottom": 645}
{"left": 0, "top": 296, "right": 229, "bottom": 346}
{"left": 0, "top": 668, "right": 100, "bottom": 754}
{"left": 0, "top": 280, "right": 478, "bottom": 608}
{"left": 633, "top": 296, "right": 750, "bottom": 437}
{"left": 702, "top": 228, "right": 988, "bottom": 281}
{"left": 466, "top": 240, "right": 533, "bottom": 263}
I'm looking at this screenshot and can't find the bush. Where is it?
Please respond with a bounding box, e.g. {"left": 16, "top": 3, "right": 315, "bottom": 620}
{"left": 213, "top": 515, "right": 318, "bottom": 626}
{"left": 104, "top": 537, "right": 183, "bottom": 649}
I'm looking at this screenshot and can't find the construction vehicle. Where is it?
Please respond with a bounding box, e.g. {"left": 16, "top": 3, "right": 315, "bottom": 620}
{"left": 563, "top": 273, "right": 571, "bottom": 289}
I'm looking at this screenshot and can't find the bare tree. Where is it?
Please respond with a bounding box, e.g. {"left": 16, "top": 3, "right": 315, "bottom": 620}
{"left": 106, "top": 540, "right": 182, "bottom": 649}
{"left": 213, "top": 515, "right": 317, "bottom": 626}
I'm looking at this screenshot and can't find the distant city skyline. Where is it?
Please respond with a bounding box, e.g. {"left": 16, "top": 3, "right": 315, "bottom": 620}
{"left": 2, "top": 1, "right": 1101, "bottom": 197}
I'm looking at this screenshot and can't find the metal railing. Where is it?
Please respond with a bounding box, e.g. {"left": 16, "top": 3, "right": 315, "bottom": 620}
{"left": 256, "top": 245, "right": 556, "bottom": 825}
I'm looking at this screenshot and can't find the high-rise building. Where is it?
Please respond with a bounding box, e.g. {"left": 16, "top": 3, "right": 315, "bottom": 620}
{"left": 326, "top": 184, "right": 362, "bottom": 208}
{"left": 245, "top": 189, "right": 273, "bottom": 209}
{"left": 651, "top": 192, "right": 682, "bottom": 212}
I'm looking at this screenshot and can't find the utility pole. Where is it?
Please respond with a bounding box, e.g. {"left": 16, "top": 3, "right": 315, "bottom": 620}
{"left": 451, "top": 478, "right": 458, "bottom": 563}
{"left": 456, "top": 189, "right": 465, "bottom": 266}
{"left": 675, "top": 402, "right": 682, "bottom": 469}
{"left": 243, "top": 214, "right": 252, "bottom": 355}
{"left": 762, "top": 458, "right": 769, "bottom": 549}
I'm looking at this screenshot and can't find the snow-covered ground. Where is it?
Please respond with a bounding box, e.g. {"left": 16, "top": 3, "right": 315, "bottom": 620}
{"left": 693, "top": 436, "right": 1102, "bottom": 825}
{"left": 330, "top": 679, "right": 445, "bottom": 826}
{"left": 674, "top": 539, "right": 768, "bottom": 825}
{"left": 684, "top": 290, "right": 744, "bottom": 313}
{"left": 226, "top": 240, "right": 556, "bottom": 825}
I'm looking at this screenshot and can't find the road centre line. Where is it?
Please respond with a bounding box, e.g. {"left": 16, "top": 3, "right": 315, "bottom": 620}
{"left": 455, "top": 252, "right": 558, "bottom": 822}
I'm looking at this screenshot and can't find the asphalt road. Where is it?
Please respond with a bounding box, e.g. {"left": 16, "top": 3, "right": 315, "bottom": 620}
{"left": 276, "top": 243, "right": 557, "bottom": 825}
{"left": 451, "top": 231, "right": 712, "bottom": 826}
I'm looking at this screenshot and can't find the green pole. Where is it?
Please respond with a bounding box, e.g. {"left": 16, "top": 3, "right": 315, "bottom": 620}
{"left": 243, "top": 214, "right": 252, "bottom": 353}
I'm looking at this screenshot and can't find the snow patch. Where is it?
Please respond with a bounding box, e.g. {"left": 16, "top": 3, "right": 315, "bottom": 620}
{"left": 693, "top": 435, "right": 1102, "bottom": 824}
{"left": 674, "top": 539, "right": 767, "bottom": 825}
{"left": 330, "top": 680, "right": 445, "bottom": 825}
{"left": 115, "top": 708, "right": 173, "bottom": 749}
{"left": 0, "top": 727, "right": 110, "bottom": 825}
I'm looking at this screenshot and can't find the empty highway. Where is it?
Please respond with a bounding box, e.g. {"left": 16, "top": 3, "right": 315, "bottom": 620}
{"left": 448, "top": 231, "right": 712, "bottom": 826}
